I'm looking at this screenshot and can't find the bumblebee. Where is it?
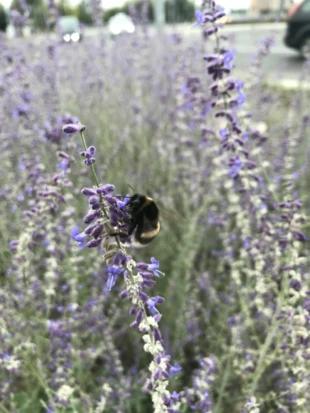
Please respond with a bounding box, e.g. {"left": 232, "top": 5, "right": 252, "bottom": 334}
{"left": 125, "top": 194, "right": 160, "bottom": 245}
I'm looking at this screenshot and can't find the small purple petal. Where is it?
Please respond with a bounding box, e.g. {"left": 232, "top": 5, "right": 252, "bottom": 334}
{"left": 169, "top": 362, "right": 182, "bottom": 378}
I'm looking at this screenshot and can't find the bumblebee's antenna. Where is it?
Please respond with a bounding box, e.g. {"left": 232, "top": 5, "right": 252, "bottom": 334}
{"left": 127, "top": 184, "right": 136, "bottom": 193}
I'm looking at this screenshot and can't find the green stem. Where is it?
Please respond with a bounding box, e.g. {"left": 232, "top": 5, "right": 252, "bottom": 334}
{"left": 0, "top": 404, "right": 10, "bottom": 413}
{"left": 214, "top": 354, "right": 232, "bottom": 413}
{"left": 248, "top": 309, "right": 280, "bottom": 395}
{"left": 22, "top": 355, "right": 50, "bottom": 394}
{"left": 248, "top": 266, "right": 288, "bottom": 395}
{"left": 257, "top": 152, "right": 279, "bottom": 203}
{"left": 301, "top": 222, "right": 310, "bottom": 228}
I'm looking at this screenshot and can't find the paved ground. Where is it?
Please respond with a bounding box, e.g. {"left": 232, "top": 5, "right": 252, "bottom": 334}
{"left": 169, "top": 22, "right": 309, "bottom": 88}
{"left": 222, "top": 23, "right": 308, "bottom": 87}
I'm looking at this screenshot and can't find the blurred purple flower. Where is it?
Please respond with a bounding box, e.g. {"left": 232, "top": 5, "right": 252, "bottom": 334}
{"left": 9, "top": 240, "right": 18, "bottom": 250}
{"left": 57, "top": 158, "right": 70, "bottom": 172}
{"left": 223, "top": 50, "right": 235, "bottom": 70}
{"left": 169, "top": 363, "right": 182, "bottom": 378}
{"left": 193, "top": 10, "right": 205, "bottom": 27}
{"left": 228, "top": 158, "right": 243, "bottom": 179}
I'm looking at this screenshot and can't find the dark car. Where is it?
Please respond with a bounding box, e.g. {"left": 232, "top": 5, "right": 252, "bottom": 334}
{"left": 57, "top": 16, "right": 83, "bottom": 43}
{"left": 284, "top": 0, "right": 310, "bottom": 58}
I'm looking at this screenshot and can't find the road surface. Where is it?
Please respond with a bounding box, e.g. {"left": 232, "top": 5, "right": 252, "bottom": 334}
{"left": 222, "top": 23, "right": 308, "bottom": 87}
{"left": 168, "top": 22, "right": 309, "bottom": 87}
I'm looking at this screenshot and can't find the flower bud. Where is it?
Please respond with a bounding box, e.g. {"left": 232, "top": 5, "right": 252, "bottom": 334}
{"left": 62, "top": 123, "right": 86, "bottom": 134}
{"left": 92, "top": 223, "right": 104, "bottom": 239}
{"left": 83, "top": 210, "right": 99, "bottom": 224}
{"left": 81, "top": 188, "right": 97, "bottom": 197}
{"left": 119, "top": 290, "right": 128, "bottom": 299}
{"left": 96, "top": 184, "right": 115, "bottom": 194}
{"left": 86, "top": 238, "right": 102, "bottom": 248}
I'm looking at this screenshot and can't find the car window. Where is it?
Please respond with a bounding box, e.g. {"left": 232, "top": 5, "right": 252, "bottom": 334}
{"left": 109, "top": 13, "right": 131, "bottom": 25}
{"left": 301, "top": 0, "right": 310, "bottom": 12}
{"left": 59, "top": 17, "right": 79, "bottom": 31}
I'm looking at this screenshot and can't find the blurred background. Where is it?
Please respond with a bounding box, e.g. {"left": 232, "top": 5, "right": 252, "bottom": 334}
{"left": 0, "top": 0, "right": 308, "bottom": 88}
{"left": 0, "top": 0, "right": 299, "bottom": 31}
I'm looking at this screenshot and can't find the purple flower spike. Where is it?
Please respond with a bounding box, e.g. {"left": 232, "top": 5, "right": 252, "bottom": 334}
{"left": 62, "top": 123, "right": 86, "bottom": 134}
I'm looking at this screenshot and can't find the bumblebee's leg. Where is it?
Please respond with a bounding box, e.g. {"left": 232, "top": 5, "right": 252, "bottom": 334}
{"left": 106, "top": 230, "right": 128, "bottom": 238}
{"left": 127, "top": 221, "right": 137, "bottom": 236}
{"left": 107, "top": 222, "right": 136, "bottom": 239}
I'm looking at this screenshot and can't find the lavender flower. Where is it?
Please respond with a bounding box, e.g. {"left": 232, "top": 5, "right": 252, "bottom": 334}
{"left": 69, "top": 124, "right": 181, "bottom": 412}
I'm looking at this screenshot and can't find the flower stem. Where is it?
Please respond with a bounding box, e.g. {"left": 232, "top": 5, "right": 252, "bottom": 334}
{"left": 248, "top": 310, "right": 280, "bottom": 395}
{"left": 248, "top": 267, "right": 288, "bottom": 395}
{"left": 0, "top": 403, "right": 10, "bottom": 413}
{"left": 214, "top": 354, "right": 232, "bottom": 413}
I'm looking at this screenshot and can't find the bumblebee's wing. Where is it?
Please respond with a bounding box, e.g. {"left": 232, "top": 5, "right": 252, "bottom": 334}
{"left": 157, "top": 205, "right": 187, "bottom": 222}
